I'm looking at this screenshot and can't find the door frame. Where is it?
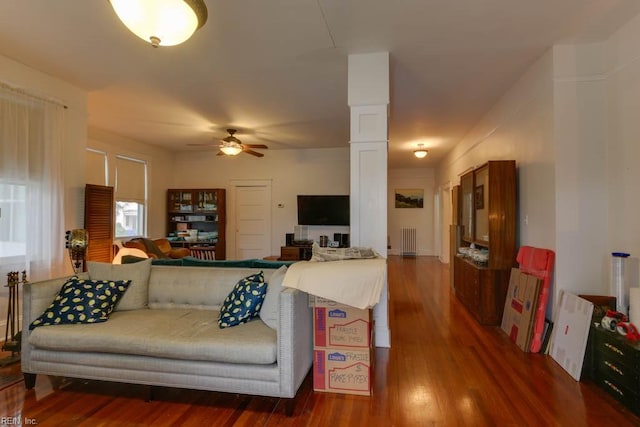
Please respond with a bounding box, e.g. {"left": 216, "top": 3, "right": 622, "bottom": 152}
{"left": 439, "top": 181, "right": 452, "bottom": 263}
{"left": 229, "top": 179, "right": 272, "bottom": 260}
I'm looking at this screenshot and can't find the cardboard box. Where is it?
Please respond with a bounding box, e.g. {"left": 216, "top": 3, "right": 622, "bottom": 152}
{"left": 549, "top": 291, "right": 593, "bottom": 381}
{"left": 313, "top": 299, "right": 372, "bottom": 349}
{"left": 501, "top": 268, "right": 542, "bottom": 351}
{"left": 313, "top": 348, "right": 373, "bottom": 396}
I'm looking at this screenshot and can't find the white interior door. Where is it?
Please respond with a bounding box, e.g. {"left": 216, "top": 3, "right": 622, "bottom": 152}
{"left": 233, "top": 182, "right": 271, "bottom": 259}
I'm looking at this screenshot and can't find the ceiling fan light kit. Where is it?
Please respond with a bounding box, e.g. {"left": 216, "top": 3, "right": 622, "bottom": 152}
{"left": 414, "top": 144, "right": 428, "bottom": 159}
{"left": 217, "top": 129, "right": 268, "bottom": 157}
{"left": 220, "top": 144, "right": 242, "bottom": 156}
{"left": 110, "top": 0, "right": 208, "bottom": 47}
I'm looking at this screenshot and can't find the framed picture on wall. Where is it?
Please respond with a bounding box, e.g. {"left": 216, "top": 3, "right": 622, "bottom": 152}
{"left": 474, "top": 185, "right": 484, "bottom": 209}
{"left": 395, "top": 189, "right": 424, "bottom": 208}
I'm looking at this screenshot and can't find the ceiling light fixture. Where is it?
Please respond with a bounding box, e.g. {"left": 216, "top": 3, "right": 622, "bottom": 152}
{"left": 110, "top": 0, "right": 208, "bottom": 48}
{"left": 414, "top": 144, "right": 428, "bottom": 159}
{"left": 220, "top": 143, "right": 242, "bottom": 156}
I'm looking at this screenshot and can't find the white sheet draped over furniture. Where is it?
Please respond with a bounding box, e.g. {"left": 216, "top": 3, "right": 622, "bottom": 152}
{"left": 282, "top": 258, "right": 386, "bottom": 309}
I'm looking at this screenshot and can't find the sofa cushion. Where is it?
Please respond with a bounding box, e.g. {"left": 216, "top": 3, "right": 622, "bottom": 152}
{"left": 148, "top": 267, "right": 276, "bottom": 310}
{"left": 28, "top": 308, "right": 277, "bottom": 364}
{"left": 88, "top": 259, "right": 152, "bottom": 311}
{"left": 218, "top": 272, "right": 267, "bottom": 328}
{"left": 259, "top": 265, "right": 287, "bottom": 330}
{"left": 29, "top": 277, "right": 130, "bottom": 330}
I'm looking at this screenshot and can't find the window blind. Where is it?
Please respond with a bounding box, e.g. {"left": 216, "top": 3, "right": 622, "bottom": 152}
{"left": 115, "top": 156, "right": 146, "bottom": 203}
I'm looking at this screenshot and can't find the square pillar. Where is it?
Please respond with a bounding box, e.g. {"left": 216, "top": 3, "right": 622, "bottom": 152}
{"left": 349, "top": 52, "right": 390, "bottom": 348}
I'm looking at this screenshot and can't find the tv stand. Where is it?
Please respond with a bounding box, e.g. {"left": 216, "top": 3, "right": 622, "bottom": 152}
{"left": 280, "top": 244, "right": 312, "bottom": 261}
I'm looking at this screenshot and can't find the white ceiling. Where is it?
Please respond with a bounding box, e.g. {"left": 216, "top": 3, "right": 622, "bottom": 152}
{"left": 1, "top": 1, "right": 639, "bottom": 168}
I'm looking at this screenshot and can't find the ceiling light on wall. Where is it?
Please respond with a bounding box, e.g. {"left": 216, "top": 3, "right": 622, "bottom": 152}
{"left": 110, "top": 0, "right": 208, "bottom": 48}
{"left": 414, "top": 144, "right": 428, "bottom": 158}
{"left": 220, "top": 143, "right": 242, "bottom": 156}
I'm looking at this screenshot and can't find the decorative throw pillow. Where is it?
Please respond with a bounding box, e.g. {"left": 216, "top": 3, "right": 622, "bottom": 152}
{"left": 218, "top": 272, "right": 267, "bottom": 328}
{"left": 87, "top": 258, "right": 152, "bottom": 311}
{"left": 259, "top": 265, "right": 287, "bottom": 330}
{"left": 30, "top": 277, "right": 130, "bottom": 330}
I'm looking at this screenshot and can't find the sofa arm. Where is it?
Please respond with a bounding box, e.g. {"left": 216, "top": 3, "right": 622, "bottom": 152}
{"left": 21, "top": 273, "right": 87, "bottom": 372}
{"left": 277, "top": 288, "right": 313, "bottom": 398}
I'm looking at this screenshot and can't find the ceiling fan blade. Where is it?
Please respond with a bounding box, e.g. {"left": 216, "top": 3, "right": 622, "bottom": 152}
{"left": 216, "top": 151, "right": 226, "bottom": 156}
{"left": 243, "top": 144, "right": 268, "bottom": 149}
{"left": 187, "top": 143, "right": 217, "bottom": 147}
{"left": 243, "top": 149, "right": 264, "bottom": 157}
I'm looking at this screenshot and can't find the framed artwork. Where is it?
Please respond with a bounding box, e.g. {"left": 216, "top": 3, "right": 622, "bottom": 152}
{"left": 474, "top": 185, "right": 484, "bottom": 209}
{"left": 395, "top": 189, "right": 424, "bottom": 208}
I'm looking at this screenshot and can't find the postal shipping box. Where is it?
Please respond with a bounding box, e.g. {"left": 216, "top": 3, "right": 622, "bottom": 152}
{"left": 501, "top": 268, "right": 542, "bottom": 352}
{"left": 313, "top": 297, "right": 372, "bottom": 349}
{"left": 313, "top": 347, "right": 373, "bottom": 396}
{"left": 311, "top": 297, "right": 374, "bottom": 395}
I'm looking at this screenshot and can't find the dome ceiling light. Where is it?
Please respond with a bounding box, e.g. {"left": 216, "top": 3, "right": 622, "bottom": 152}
{"left": 110, "top": 0, "right": 208, "bottom": 48}
{"left": 414, "top": 144, "right": 428, "bottom": 159}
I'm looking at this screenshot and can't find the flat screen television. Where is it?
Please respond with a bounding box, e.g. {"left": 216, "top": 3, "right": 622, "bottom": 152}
{"left": 297, "top": 195, "right": 349, "bottom": 226}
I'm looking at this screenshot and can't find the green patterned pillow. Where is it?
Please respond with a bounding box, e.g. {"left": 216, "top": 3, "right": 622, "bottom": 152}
{"left": 29, "top": 277, "right": 131, "bottom": 330}
{"left": 218, "top": 272, "right": 266, "bottom": 328}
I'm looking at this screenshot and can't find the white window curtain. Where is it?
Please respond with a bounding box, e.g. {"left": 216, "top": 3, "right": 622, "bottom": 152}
{"left": 0, "top": 83, "right": 66, "bottom": 280}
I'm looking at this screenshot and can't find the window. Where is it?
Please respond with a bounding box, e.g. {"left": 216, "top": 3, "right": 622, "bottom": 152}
{"left": 86, "top": 148, "right": 108, "bottom": 186}
{"left": 114, "top": 156, "right": 147, "bottom": 238}
{"left": 115, "top": 201, "right": 144, "bottom": 237}
{"left": 0, "top": 183, "right": 26, "bottom": 262}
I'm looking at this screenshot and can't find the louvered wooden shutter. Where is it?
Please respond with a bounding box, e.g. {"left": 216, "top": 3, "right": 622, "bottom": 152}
{"left": 84, "top": 184, "right": 114, "bottom": 263}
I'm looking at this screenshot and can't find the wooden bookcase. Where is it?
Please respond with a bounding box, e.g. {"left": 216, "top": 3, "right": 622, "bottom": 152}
{"left": 453, "top": 160, "right": 516, "bottom": 325}
{"left": 166, "top": 189, "right": 226, "bottom": 260}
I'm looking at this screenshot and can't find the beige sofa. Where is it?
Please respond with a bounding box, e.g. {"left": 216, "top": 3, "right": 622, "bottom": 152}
{"left": 21, "top": 262, "right": 312, "bottom": 413}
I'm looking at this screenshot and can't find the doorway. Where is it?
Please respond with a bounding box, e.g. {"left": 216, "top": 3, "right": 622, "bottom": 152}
{"left": 231, "top": 180, "right": 272, "bottom": 259}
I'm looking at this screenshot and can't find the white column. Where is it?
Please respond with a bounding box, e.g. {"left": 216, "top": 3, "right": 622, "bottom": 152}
{"left": 348, "top": 52, "right": 390, "bottom": 348}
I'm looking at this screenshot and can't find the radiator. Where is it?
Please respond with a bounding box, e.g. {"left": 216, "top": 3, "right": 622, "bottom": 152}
{"left": 401, "top": 227, "right": 417, "bottom": 257}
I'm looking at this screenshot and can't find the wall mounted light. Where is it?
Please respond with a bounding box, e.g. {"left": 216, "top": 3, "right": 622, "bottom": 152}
{"left": 110, "top": 0, "right": 208, "bottom": 47}
{"left": 414, "top": 144, "right": 428, "bottom": 158}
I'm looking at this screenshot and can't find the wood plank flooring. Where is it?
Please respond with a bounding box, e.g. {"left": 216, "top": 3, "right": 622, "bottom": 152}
{"left": 1, "top": 256, "right": 639, "bottom": 426}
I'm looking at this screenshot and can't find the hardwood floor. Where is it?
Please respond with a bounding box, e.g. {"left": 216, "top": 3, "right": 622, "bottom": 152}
{"left": 1, "top": 256, "right": 639, "bottom": 426}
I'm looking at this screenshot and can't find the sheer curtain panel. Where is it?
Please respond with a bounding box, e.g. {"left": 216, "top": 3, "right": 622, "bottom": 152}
{"left": 0, "top": 83, "right": 66, "bottom": 280}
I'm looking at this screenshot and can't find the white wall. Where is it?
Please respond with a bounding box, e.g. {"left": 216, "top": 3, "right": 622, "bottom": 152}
{"left": 388, "top": 168, "right": 435, "bottom": 256}
{"left": 171, "top": 147, "right": 350, "bottom": 258}
{"left": 553, "top": 43, "right": 610, "bottom": 296}
{"left": 604, "top": 13, "right": 640, "bottom": 290}
{"left": 87, "top": 127, "right": 175, "bottom": 238}
{"left": 436, "top": 49, "right": 556, "bottom": 250}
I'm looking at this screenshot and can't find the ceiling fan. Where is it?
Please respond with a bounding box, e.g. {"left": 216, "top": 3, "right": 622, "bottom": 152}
{"left": 218, "top": 129, "right": 268, "bottom": 157}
